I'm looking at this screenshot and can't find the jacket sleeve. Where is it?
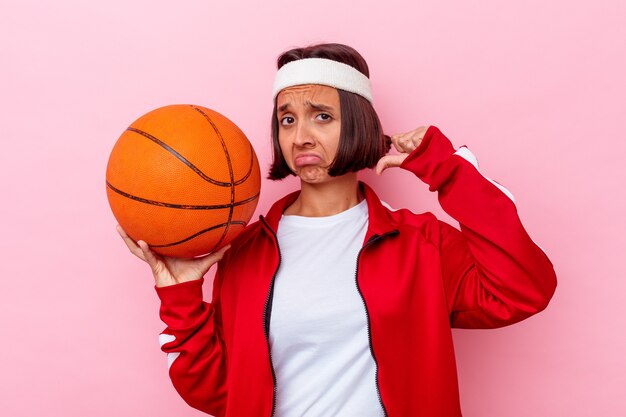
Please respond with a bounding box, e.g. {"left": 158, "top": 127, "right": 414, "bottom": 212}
{"left": 155, "top": 272, "right": 227, "bottom": 416}
{"left": 399, "top": 125, "right": 557, "bottom": 328}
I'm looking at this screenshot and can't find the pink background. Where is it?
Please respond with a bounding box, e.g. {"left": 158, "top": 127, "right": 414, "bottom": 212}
{"left": 1, "top": 0, "right": 624, "bottom": 415}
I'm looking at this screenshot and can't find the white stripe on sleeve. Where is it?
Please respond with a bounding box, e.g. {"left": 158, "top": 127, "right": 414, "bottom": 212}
{"left": 158, "top": 333, "right": 180, "bottom": 370}
{"left": 453, "top": 146, "right": 516, "bottom": 203}
{"left": 452, "top": 146, "right": 548, "bottom": 256}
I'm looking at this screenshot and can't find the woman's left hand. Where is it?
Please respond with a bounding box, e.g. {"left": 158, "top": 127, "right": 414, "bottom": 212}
{"left": 375, "top": 125, "right": 430, "bottom": 175}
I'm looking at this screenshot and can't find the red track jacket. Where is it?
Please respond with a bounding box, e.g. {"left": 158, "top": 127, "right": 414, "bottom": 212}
{"left": 155, "top": 126, "right": 557, "bottom": 417}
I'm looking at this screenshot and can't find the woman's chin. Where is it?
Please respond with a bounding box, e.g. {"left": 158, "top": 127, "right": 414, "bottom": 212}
{"left": 296, "top": 166, "right": 328, "bottom": 183}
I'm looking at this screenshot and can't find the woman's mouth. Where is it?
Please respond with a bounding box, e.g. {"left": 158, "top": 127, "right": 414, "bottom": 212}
{"left": 294, "top": 154, "right": 322, "bottom": 167}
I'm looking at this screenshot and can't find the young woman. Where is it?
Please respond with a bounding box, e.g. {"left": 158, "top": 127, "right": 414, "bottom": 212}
{"left": 118, "top": 43, "right": 557, "bottom": 417}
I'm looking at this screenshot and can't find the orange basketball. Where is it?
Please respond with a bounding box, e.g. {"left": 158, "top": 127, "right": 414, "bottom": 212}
{"left": 106, "top": 104, "right": 261, "bottom": 258}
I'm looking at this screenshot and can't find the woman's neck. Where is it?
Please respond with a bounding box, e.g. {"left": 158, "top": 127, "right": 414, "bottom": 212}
{"left": 284, "top": 173, "right": 362, "bottom": 217}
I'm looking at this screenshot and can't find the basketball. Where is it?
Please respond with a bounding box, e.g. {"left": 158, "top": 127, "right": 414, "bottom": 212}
{"left": 106, "top": 104, "right": 261, "bottom": 258}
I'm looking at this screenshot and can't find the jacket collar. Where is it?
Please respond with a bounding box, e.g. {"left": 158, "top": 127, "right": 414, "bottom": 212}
{"left": 260, "top": 181, "right": 398, "bottom": 241}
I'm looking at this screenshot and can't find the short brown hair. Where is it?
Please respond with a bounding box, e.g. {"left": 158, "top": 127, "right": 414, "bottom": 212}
{"left": 268, "top": 43, "right": 390, "bottom": 180}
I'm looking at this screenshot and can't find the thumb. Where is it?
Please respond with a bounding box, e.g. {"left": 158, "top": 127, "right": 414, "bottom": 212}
{"left": 196, "top": 244, "right": 231, "bottom": 272}
{"left": 375, "top": 154, "right": 408, "bottom": 175}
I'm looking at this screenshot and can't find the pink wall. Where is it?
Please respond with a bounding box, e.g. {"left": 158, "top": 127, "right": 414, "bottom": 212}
{"left": 1, "top": 0, "right": 624, "bottom": 415}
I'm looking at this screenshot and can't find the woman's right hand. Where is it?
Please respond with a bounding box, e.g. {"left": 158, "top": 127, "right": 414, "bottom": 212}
{"left": 116, "top": 224, "right": 230, "bottom": 288}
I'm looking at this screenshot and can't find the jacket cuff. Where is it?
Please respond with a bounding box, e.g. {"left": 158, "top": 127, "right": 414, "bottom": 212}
{"left": 399, "top": 125, "right": 456, "bottom": 191}
{"left": 155, "top": 278, "right": 205, "bottom": 318}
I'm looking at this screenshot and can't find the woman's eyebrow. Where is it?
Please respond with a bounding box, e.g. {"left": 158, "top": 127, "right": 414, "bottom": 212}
{"left": 307, "top": 102, "right": 335, "bottom": 112}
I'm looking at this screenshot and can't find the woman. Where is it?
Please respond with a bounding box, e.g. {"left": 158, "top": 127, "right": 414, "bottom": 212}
{"left": 118, "top": 43, "right": 557, "bottom": 417}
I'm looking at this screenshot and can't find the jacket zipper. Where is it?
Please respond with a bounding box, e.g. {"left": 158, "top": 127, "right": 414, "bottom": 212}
{"left": 355, "top": 230, "right": 399, "bottom": 417}
{"left": 261, "top": 216, "right": 280, "bottom": 417}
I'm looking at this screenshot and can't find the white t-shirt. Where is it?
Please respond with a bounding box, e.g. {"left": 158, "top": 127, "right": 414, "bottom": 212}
{"left": 269, "top": 199, "right": 385, "bottom": 417}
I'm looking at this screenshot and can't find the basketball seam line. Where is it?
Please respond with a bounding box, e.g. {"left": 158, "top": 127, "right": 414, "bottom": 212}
{"left": 191, "top": 106, "right": 236, "bottom": 253}
{"left": 126, "top": 127, "right": 254, "bottom": 187}
{"left": 150, "top": 221, "right": 247, "bottom": 248}
{"left": 106, "top": 181, "right": 259, "bottom": 209}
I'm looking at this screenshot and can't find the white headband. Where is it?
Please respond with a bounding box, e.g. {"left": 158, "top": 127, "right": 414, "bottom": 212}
{"left": 272, "top": 57, "right": 373, "bottom": 103}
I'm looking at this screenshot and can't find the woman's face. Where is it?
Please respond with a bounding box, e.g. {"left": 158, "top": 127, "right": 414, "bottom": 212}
{"left": 276, "top": 84, "right": 341, "bottom": 184}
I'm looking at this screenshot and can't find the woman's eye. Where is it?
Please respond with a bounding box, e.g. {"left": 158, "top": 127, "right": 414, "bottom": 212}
{"left": 316, "top": 113, "right": 331, "bottom": 121}
{"left": 280, "top": 116, "right": 294, "bottom": 125}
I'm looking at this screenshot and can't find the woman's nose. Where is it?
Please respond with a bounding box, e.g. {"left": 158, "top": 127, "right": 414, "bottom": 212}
{"left": 294, "top": 121, "right": 315, "bottom": 147}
